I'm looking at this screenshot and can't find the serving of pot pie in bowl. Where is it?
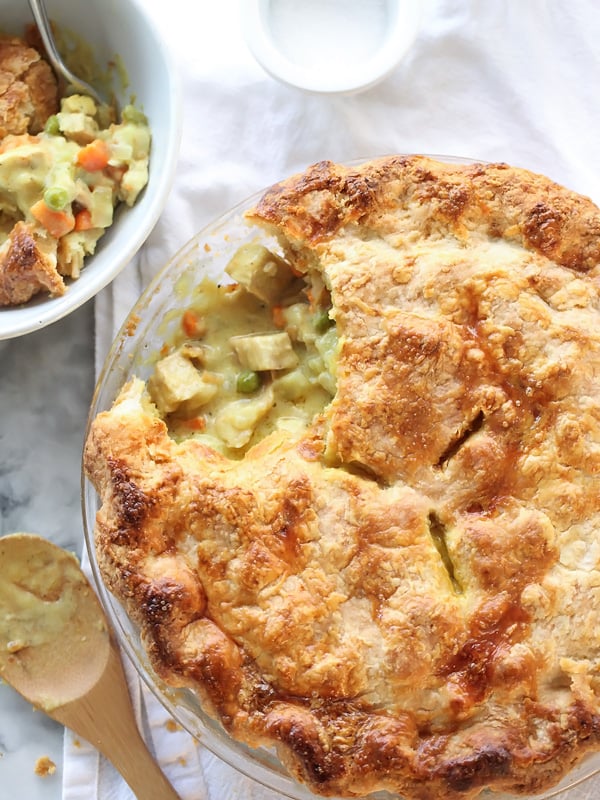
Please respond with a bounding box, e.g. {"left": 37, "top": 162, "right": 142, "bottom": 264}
{"left": 83, "top": 154, "right": 600, "bottom": 800}
{"left": 0, "top": 0, "right": 181, "bottom": 339}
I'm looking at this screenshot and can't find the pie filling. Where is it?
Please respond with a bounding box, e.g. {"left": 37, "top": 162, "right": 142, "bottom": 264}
{"left": 147, "top": 243, "right": 337, "bottom": 456}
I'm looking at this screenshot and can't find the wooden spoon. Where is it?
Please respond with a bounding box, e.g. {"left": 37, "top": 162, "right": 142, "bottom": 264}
{"left": 0, "top": 533, "right": 182, "bottom": 800}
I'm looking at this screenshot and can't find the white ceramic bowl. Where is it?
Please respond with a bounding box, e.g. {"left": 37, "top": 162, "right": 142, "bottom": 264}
{"left": 0, "top": 0, "right": 182, "bottom": 340}
{"left": 241, "top": 0, "right": 422, "bottom": 94}
{"left": 84, "top": 157, "right": 600, "bottom": 800}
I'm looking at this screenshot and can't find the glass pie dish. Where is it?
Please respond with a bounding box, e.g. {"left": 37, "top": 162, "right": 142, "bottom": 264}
{"left": 82, "top": 157, "right": 600, "bottom": 800}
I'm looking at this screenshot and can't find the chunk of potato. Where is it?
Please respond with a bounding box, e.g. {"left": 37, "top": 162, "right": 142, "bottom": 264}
{"left": 282, "top": 302, "right": 317, "bottom": 344}
{"left": 60, "top": 94, "right": 98, "bottom": 115}
{"left": 215, "top": 388, "right": 274, "bottom": 448}
{"left": 225, "top": 243, "right": 295, "bottom": 303}
{"left": 89, "top": 185, "right": 114, "bottom": 228}
{"left": 273, "top": 368, "right": 312, "bottom": 400}
{"left": 231, "top": 332, "right": 298, "bottom": 371}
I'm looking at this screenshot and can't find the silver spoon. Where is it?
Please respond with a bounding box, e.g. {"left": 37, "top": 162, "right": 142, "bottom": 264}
{"left": 27, "top": 0, "right": 107, "bottom": 106}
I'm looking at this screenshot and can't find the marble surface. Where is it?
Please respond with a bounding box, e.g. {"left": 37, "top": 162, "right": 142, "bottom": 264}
{"left": 0, "top": 299, "right": 95, "bottom": 800}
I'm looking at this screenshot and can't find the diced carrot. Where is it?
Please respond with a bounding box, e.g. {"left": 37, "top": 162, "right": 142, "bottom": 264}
{"left": 159, "top": 343, "right": 170, "bottom": 357}
{"left": 182, "top": 309, "right": 202, "bottom": 338}
{"left": 272, "top": 305, "right": 286, "bottom": 329}
{"left": 74, "top": 208, "right": 93, "bottom": 231}
{"left": 30, "top": 200, "right": 74, "bottom": 238}
{"left": 185, "top": 416, "right": 206, "bottom": 431}
{"left": 76, "top": 139, "right": 110, "bottom": 172}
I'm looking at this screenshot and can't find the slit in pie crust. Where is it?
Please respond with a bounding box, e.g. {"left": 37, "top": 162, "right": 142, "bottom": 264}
{"left": 85, "top": 155, "right": 600, "bottom": 800}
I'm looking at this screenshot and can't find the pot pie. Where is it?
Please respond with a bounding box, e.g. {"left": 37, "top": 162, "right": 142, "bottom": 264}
{"left": 85, "top": 155, "right": 600, "bottom": 800}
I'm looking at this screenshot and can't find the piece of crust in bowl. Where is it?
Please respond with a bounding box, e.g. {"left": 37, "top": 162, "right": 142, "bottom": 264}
{"left": 0, "top": 34, "right": 58, "bottom": 138}
{"left": 0, "top": 221, "right": 63, "bottom": 306}
{"left": 85, "top": 155, "right": 600, "bottom": 800}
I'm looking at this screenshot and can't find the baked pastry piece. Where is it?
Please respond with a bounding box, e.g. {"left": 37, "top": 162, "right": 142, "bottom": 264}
{"left": 0, "top": 33, "right": 58, "bottom": 138}
{"left": 0, "top": 221, "right": 63, "bottom": 305}
{"left": 85, "top": 155, "right": 600, "bottom": 799}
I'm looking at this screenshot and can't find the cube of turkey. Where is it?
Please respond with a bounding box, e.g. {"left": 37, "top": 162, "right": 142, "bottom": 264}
{"left": 148, "top": 351, "right": 218, "bottom": 415}
{"left": 231, "top": 332, "right": 298, "bottom": 372}
{"left": 225, "top": 243, "right": 296, "bottom": 304}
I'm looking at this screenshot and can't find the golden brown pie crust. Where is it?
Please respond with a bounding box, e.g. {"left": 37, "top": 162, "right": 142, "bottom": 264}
{"left": 0, "top": 221, "right": 64, "bottom": 305}
{"left": 85, "top": 156, "right": 600, "bottom": 799}
{"left": 0, "top": 34, "right": 58, "bottom": 139}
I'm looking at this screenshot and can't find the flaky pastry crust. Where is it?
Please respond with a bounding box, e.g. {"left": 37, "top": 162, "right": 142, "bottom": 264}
{"left": 0, "top": 34, "right": 58, "bottom": 138}
{"left": 0, "top": 220, "right": 63, "bottom": 305}
{"left": 85, "top": 156, "right": 600, "bottom": 799}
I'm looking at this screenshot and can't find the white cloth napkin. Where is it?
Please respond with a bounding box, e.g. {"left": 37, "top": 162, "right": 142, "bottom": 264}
{"left": 65, "top": 1, "right": 600, "bottom": 798}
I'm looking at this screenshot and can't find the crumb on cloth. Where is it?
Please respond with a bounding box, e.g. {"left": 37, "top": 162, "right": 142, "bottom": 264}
{"left": 34, "top": 755, "right": 56, "bottom": 777}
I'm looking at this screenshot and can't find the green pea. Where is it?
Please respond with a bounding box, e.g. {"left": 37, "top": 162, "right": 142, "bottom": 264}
{"left": 313, "top": 308, "right": 333, "bottom": 333}
{"left": 44, "top": 115, "right": 60, "bottom": 136}
{"left": 43, "top": 186, "right": 70, "bottom": 211}
{"left": 236, "top": 370, "right": 261, "bottom": 394}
